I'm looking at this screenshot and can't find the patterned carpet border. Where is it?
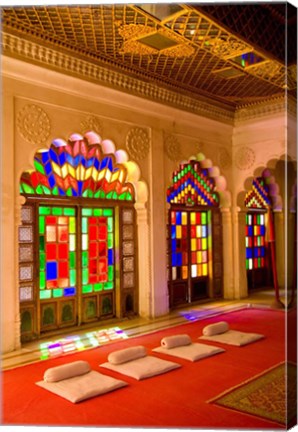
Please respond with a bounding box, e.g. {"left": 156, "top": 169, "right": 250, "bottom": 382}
{"left": 208, "top": 362, "right": 297, "bottom": 426}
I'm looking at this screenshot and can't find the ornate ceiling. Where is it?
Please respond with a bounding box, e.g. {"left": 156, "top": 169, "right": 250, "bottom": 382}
{"left": 1, "top": 3, "right": 297, "bottom": 116}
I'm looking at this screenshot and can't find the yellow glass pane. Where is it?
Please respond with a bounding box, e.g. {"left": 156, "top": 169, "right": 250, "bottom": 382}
{"left": 182, "top": 212, "right": 187, "bottom": 225}
{"left": 197, "top": 251, "right": 202, "bottom": 263}
{"left": 202, "top": 238, "right": 207, "bottom": 250}
{"left": 254, "top": 226, "right": 258, "bottom": 235}
{"left": 191, "top": 239, "right": 196, "bottom": 251}
{"left": 182, "top": 266, "right": 188, "bottom": 279}
{"left": 176, "top": 226, "right": 182, "bottom": 239}
{"left": 196, "top": 226, "right": 202, "bottom": 238}
{"left": 202, "top": 263, "right": 208, "bottom": 276}
{"left": 197, "top": 264, "right": 202, "bottom": 277}
{"left": 190, "top": 212, "right": 196, "bottom": 225}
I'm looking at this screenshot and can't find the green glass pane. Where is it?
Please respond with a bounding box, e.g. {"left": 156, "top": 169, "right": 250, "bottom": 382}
{"left": 69, "top": 251, "right": 76, "bottom": 269}
{"left": 82, "top": 208, "right": 93, "bottom": 216}
{"left": 106, "top": 192, "right": 113, "bottom": 199}
{"left": 52, "top": 186, "right": 59, "bottom": 196}
{"left": 70, "top": 269, "right": 76, "bottom": 286}
{"left": 108, "top": 266, "right": 114, "bottom": 281}
{"left": 23, "top": 183, "right": 35, "bottom": 194}
{"left": 94, "top": 283, "right": 103, "bottom": 292}
{"left": 108, "top": 233, "right": 113, "bottom": 248}
{"left": 103, "top": 208, "right": 113, "bottom": 216}
{"left": 107, "top": 217, "right": 113, "bottom": 233}
{"left": 126, "top": 193, "right": 132, "bottom": 201}
{"left": 95, "top": 191, "right": 105, "bottom": 199}
{"left": 104, "top": 282, "right": 113, "bottom": 290}
{"left": 40, "top": 290, "right": 51, "bottom": 300}
{"left": 39, "top": 206, "right": 51, "bottom": 215}
{"left": 246, "top": 259, "right": 249, "bottom": 270}
{"left": 36, "top": 185, "right": 44, "bottom": 194}
{"left": 52, "top": 207, "right": 63, "bottom": 215}
{"left": 82, "top": 268, "right": 89, "bottom": 285}
{"left": 40, "top": 253, "right": 46, "bottom": 271}
{"left": 40, "top": 271, "right": 46, "bottom": 289}
{"left": 53, "top": 289, "right": 63, "bottom": 298}
{"left": 42, "top": 185, "right": 51, "bottom": 195}
{"left": 83, "top": 190, "right": 89, "bottom": 198}
{"left": 201, "top": 212, "right": 207, "bottom": 224}
{"left": 69, "top": 217, "right": 76, "bottom": 234}
{"left": 82, "top": 251, "right": 88, "bottom": 268}
{"left": 82, "top": 217, "right": 88, "bottom": 233}
{"left": 64, "top": 208, "right": 75, "bottom": 216}
{"left": 34, "top": 160, "right": 45, "bottom": 175}
{"left": 39, "top": 217, "right": 45, "bottom": 234}
{"left": 39, "top": 236, "right": 45, "bottom": 252}
{"left": 94, "top": 209, "right": 103, "bottom": 216}
{"left": 112, "top": 192, "right": 118, "bottom": 200}
{"left": 119, "top": 193, "right": 126, "bottom": 200}
{"left": 82, "top": 284, "right": 92, "bottom": 294}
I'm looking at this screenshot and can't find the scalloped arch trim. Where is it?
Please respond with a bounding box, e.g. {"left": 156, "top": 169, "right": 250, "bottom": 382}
{"left": 20, "top": 131, "right": 148, "bottom": 203}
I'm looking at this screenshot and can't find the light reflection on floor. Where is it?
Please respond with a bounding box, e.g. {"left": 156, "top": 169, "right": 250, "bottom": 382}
{"left": 39, "top": 327, "right": 128, "bottom": 360}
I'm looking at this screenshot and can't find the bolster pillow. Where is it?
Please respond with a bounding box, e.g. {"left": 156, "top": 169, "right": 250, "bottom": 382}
{"left": 161, "top": 334, "right": 192, "bottom": 349}
{"left": 44, "top": 360, "right": 91, "bottom": 383}
{"left": 202, "top": 321, "right": 229, "bottom": 336}
{"left": 108, "top": 345, "right": 147, "bottom": 365}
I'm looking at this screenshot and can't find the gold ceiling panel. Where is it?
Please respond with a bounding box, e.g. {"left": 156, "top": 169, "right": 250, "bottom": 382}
{"left": 1, "top": 4, "right": 296, "bottom": 109}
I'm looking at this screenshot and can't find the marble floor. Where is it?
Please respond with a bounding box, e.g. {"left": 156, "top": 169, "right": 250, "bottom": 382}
{"left": 1, "top": 288, "right": 290, "bottom": 371}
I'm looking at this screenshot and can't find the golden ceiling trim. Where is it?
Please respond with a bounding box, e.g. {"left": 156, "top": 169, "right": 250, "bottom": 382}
{"left": 234, "top": 95, "right": 296, "bottom": 122}
{"left": 1, "top": 31, "right": 235, "bottom": 124}
{"left": 118, "top": 24, "right": 195, "bottom": 58}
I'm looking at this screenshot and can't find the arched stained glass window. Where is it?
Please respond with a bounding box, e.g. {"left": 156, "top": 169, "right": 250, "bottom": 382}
{"left": 18, "top": 133, "right": 138, "bottom": 342}
{"left": 167, "top": 159, "right": 222, "bottom": 308}
{"left": 245, "top": 176, "right": 272, "bottom": 289}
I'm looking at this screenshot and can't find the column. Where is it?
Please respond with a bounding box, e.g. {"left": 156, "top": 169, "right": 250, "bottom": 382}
{"left": 232, "top": 207, "right": 248, "bottom": 299}
{"left": 220, "top": 207, "right": 234, "bottom": 299}
{"left": 135, "top": 203, "right": 152, "bottom": 318}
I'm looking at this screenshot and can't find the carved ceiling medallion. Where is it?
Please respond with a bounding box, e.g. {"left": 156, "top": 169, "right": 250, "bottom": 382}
{"left": 118, "top": 24, "right": 195, "bottom": 58}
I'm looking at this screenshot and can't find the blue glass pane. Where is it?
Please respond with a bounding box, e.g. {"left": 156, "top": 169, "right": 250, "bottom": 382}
{"left": 248, "top": 226, "right": 253, "bottom": 236}
{"left": 59, "top": 152, "right": 66, "bottom": 165}
{"left": 176, "top": 212, "right": 181, "bottom": 225}
{"left": 64, "top": 287, "right": 76, "bottom": 296}
{"left": 49, "top": 148, "right": 58, "bottom": 164}
{"left": 172, "top": 253, "right": 177, "bottom": 266}
{"left": 48, "top": 175, "right": 56, "bottom": 188}
{"left": 246, "top": 248, "right": 252, "bottom": 259}
{"left": 260, "top": 225, "right": 265, "bottom": 235}
{"left": 108, "top": 249, "right": 114, "bottom": 265}
{"left": 46, "top": 262, "right": 57, "bottom": 280}
{"left": 41, "top": 151, "right": 50, "bottom": 164}
{"left": 171, "top": 226, "right": 176, "bottom": 239}
{"left": 177, "top": 253, "right": 182, "bottom": 266}
{"left": 44, "top": 162, "right": 52, "bottom": 175}
{"left": 171, "top": 239, "right": 177, "bottom": 251}
{"left": 202, "top": 226, "right": 207, "bottom": 238}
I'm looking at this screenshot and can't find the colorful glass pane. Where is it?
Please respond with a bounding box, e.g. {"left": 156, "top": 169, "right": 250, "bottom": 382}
{"left": 81, "top": 208, "right": 114, "bottom": 294}
{"left": 245, "top": 177, "right": 271, "bottom": 209}
{"left": 39, "top": 206, "right": 76, "bottom": 299}
{"left": 245, "top": 212, "right": 266, "bottom": 270}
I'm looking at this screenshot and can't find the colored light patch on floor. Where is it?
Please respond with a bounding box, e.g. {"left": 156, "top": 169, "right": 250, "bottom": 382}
{"left": 39, "top": 327, "right": 128, "bottom": 360}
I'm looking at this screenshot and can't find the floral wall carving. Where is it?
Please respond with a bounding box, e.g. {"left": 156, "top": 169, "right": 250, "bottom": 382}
{"left": 126, "top": 127, "right": 150, "bottom": 161}
{"left": 164, "top": 134, "right": 181, "bottom": 161}
{"left": 235, "top": 146, "right": 256, "bottom": 170}
{"left": 17, "top": 104, "right": 51, "bottom": 145}
{"left": 80, "top": 115, "right": 104, "bottom": 136}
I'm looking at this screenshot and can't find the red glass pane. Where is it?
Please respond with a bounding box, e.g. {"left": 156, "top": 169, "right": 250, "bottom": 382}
{"left": 197, "top": 239, "right": 202, "bottom": 250}
{"left": 254, "top": 258, "right": 258, "bottom": 268}
{"left": 98, "top": 225, "right": 107, "bottom": 240}
{"left": 98, "top": 258, "right": 107, "bottom": 274}
{"left": 46, "top": 216, "right": 57, "bottom": 225}
{"left": 89, "top": 259, "right": 97, "bottom": 275}
{"left": 171, "top": 212, "right": 176, "bottom": 225}
{"left": 181, "top": 239, "right": 187, "bottom": 250}
{"left": 58, "top": 244, "right": 68, "bottom": 260}
{"left": 99, "top": 273, "right": 107, "bottom": 282}
{"left": 58, "top": 262, "right": 69, "bottom": 278}
{"left": 89, "top": 243, "right": 97, "bottom": 258}
{"left": 47, "top": 280, "right": 58, "bottom": 288}
{"left": 98, "top": 242, "right": 107, "bottom": 256}
{"left": 190, "top": 226, "right": 196, "bottom": 238}
{"left": 196, "top": 213, "right": 201, "bottom": 224}
{"left": 191, "top": 251, "right": 197, "bottom": 263}
{"left": 182, "top": 226, "right": 187, "bottom": 238}
{"left": 46, "top": 244, "right": 57, "bottom": 260}
{"left": 182, "top": 252, "right": 188, "bottom": 265}
{"left": 58, "top": 226, "right": 68, "bottom": 242}
{"left": 98, "top": 217, "right": 106, "bottom": 224}
{"left": 89, "top": 225, "right": 98, "bottom": 240}
{"left": 89, "top": 275, "right": 98, "bottom": 284}
{"left": 89, "top": 217, "right": 97, "bottom": 225}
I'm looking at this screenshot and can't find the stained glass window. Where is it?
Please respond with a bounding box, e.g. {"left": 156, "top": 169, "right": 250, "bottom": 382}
{"left": 81, "top": 208, "right": 114, "bottom": 294}
{"left": 39, "top": 206, "right": 76, "bottom": 300}
{"left": 20, "top": 137, "right": 134, "bottom": 201}
{"left": 245, "top": 213, "right": 266, "bottom": 270}
{"left": 170, "top": 210, "right": 209, "bottom": 281}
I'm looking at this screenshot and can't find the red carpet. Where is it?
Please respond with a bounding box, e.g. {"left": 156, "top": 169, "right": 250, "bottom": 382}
{"left": 1, "top": 307, "right": 289, "bottom": 429}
